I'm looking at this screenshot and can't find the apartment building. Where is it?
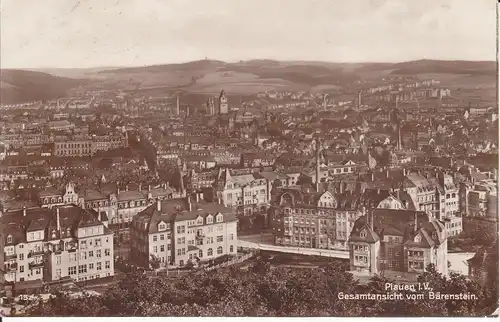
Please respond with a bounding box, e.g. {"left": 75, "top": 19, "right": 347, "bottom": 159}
{"left": 1, "top": 205, "right": 114, "bottom": 292}
{"left": 348, "top": 209, "right": 448, "bottom": 275}
{"left": 130, "top": 195, "right": 237, "bottom": 268}
{"left": 53, "top": 139, "right": 93, "bottom": 157}
{"left": 213, "top": 168, "right": 270, "bottom": 216}
{"left": 461, "top": 179, "right": 498, "bottom": 218}
{"left": 272, "top": 189, "right": 365, "bottom": 250}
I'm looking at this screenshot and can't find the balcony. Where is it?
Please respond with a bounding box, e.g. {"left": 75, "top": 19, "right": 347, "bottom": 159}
{"left": 29, "top": 261, "right": 45, "bottom": 270}
{"left": 5, "top": 253, "right": 17, "bottom": 260}
{"left": 195, "top": 231, "right": 205, "bottom": 239}
{"left": 28, "top": 249, "right": 45, "bottom": 257}
{"left": 6, "top": 263, "right": 18, "bottom": 271}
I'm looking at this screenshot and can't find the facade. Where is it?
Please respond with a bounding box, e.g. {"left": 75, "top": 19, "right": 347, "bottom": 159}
{"left": 130, "top": 196, "right": 238, "bottom": 268}
{"left": 1, "top": 205, "right": 114, "bottom": 288}
{"left": 272, "top": 189, "right": 365, "bottom": 250}
{"left": 38, "top": 182, "right": 79, "bottom": 208}
{"left": 348, "top": 209, "right": 448, "bottom": 275}
{"left": 213, "top": 168, "right": 270, "bottom": 216}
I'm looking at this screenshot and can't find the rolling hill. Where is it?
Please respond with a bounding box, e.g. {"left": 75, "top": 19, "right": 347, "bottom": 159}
{"left": 2, "top": 59, "right": 496, "bottom": 103}
{"left": 0, "top": 69, "right": 89, "bottom": 104}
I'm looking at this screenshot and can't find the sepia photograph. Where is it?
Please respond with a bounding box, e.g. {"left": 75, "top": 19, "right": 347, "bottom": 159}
{"left": 0, "top": 0, "right": 498, "bottom": 318}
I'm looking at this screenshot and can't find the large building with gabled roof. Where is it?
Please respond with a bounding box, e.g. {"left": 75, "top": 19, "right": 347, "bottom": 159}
{"left": 1, "top": 204, "right": 114, "bottom": 293}
{"left": 129, "top": 194, "right": 237, "bottom": 269}
{"left": 348, "top": 208, "right": 448, "bottom": 276}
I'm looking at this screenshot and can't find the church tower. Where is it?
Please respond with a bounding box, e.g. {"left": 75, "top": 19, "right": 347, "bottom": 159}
{"left": 218, "top": 90, "right": 228, "bottom": 114}
{"left": 207, "top": 97, "right": 216, "bottom": 116}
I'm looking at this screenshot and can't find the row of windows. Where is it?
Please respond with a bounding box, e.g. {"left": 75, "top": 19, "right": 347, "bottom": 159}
{"left": 68, "top": 261, "right": 110, "bottom": 275}
{"left": 353, "top": 245, "right": 368, "bottom": 252}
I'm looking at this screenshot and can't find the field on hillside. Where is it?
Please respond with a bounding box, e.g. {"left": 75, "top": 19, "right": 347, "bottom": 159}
{"left": 186, "top": 71, "right": 297, "bottom": 94}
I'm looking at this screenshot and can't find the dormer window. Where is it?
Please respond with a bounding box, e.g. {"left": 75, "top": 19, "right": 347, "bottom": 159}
{"left": 414, "top": 234, "right": 421, "bottom": 243}
{"left": 216, "top": 214, "right": 223, "bottom": 223}
{"left": 158, "top": 222, "right": 166, "bottom": 231}
{"left": 6, "top": 235, "right": 12, "bottom": 243}
{"left": 207, "top": 215, "right": 213, "bottom": 224}
{"left": 360, "top": 230, "right": 367, "bottom": 238}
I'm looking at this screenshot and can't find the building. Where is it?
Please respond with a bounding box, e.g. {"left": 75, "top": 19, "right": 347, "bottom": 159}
{"left": 461, "top": 179, "right": 498, "bottom": 218}
{"left": 218, "top": 90, "right": 228, "bottom": 115}
{"left": 1, "top": 205, "right": 114, "bottom": 293}
{"left": 53, "top": 139, "right": 93, "bottom": 157}
{"left": 348, "top": 209, "right": 448, "bottom": 276}
{"left": 206, "top": 97, "right": 216, "bottom": 116}
{"left": 38, "top": 182, "right": 79, "bottom": 208}
{"left": 129, "top": 195, "right": 238, "bottom": 268}
{"left": 272, "top": 189, "right": 365, "bottom": 250}
{"left": 213, "top": 168, "right": 270, "bottom": 216}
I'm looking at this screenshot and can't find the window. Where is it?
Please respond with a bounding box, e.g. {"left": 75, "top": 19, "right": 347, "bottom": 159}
{"left": 360, "top": 231, "right": 367, "bottom": 238}
{"left": 207, "top": 248, "right": 213, "bottom": 256}
{"left": 19, "top": 265, "right": 24, "bottom": 273}
{"left": 217, "top": 225, "right": 223, "bottom": 232}
{"left": 177, "top": 249, "right": 181, "bottom": 256}
{"left": 217, "top": 246, "right": 223, "bottom": 255}
{"left": 199, "top": 250, "right": 203, "bottom": 258}
{"left": 19, "top": 253, "right": 24, "bottom": 261}
{"left": 160, "top": 234, "right": 164, "bottom": 241}
{"left": 217, "top": 235, "right": 223, "bottom": 242}
{"left": 168, "top": 244, "right": 171, "bottom": 250}
{"left": 80, "top": 252, "right": 87, "bottom": 260}
{"left": 230, "top": 245, "right": 234, "bottom": 253}
{"left": 97, "top": 262, "right": 102, "bottom": 271}
{"left": 68, "top": 266, "right": 77, "bottom": 275}
{"left": 6, "top": 235, "right": 12, "bottom": 243}
{"left": 153, "top": 246, "right": 158, "bottom": 253}
{"left": 56, "top": 256, "right": 61, "bottom": 265}
{"left": 97, "top": 250, "right": 102, "bottom": 258}
{"left": 78, "top": 265, "right": 87, "bottom": 274}
{"left": 89, "top": 263, "right": 94, "bottom": 270}
{"left": 88, "top": 251, "right": 94, "bottom": 258}
{"left": 105, "top": 261, "right": 110, "bottom": 269}
{"left": 160, "top": 245, "right": 164, "bottom": 252}
{"left": 229, "top": 234, "right": 234, "bottom": 240}
{"left": 153, "top": 235, "right": 158, "bottom": 242}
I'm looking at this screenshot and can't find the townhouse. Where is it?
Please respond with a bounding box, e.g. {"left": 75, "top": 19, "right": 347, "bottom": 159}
{"left": 348, "top": 209, "right": 448, "bottom": 275}
{"left": 1, "top": 205, "right": 114, "bottom": 293}
{"left": 130, "top": 196, "right": 237, "bottom": 268}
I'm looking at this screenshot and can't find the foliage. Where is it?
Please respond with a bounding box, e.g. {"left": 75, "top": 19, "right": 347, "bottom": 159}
{"left": 23, "top": 262, "right": 498, "bottom": 317}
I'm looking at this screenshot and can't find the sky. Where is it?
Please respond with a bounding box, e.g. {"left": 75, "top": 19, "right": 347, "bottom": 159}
{"left": 0, "top": 0, "right": 497, "bottom": 69}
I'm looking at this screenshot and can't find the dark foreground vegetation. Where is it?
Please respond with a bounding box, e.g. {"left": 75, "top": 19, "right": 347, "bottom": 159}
{"left": 23, "top": 260, "right": 498, "bottom": 317}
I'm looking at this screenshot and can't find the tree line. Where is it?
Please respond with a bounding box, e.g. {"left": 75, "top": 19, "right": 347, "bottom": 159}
{"left": 22, "top": 258, "right": 498, "bottom": 317}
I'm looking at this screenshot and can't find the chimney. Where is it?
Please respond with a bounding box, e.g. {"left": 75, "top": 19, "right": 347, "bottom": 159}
{"left": 139, "top": 183, "right": 142, "bottom": 191}
{"left": 377, "top": 188, "right": 380, "bottom": 194}
{"left": 56, "top": 207, "right": 61, "bottom": 231}
{"left": 126, "top": 185, "right": 129, "bottom": 191}
{"left": 414, "top": 212, "right": 418, "bottom": 233}
{"left": 195, "top": 193, "right": 200, "bottom": 203}
{"left": 156, "top": 199, "right": 161, "bottom": 211}
{"left": 23, "top": 206, "right": 26, "bottom": 217}
{"left": 117, "top": 187, "right": 120, "bottom": 195}
{"left": 148, "top": 185, "right": 151, "bottom": 191}
{"left": 369, "top": 208, "right": 374, "bottom": 231}
{"left": 371, "top": 172, "right": 375, "bottom": 182}
{"left": 97, "top": 206, "right": 101, "bottom": 221}
{"left": 187, "top": 196, "right": 192, "bottom": 212}
{"left": 403, "top": 168, "right": 407, "bottom": 176}
{"left": 386, "top": 169, "right": 390, "bottom": 178}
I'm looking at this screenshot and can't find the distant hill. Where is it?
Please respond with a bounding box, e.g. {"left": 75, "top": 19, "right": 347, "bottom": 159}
{"left": 5, "top": 59, "right": 496, "bottom": 102}
{"left": 388, "top": 59, "right": 496, "bottom": 75}
{"left": 0, "top": 69, "right": 89, "bottom": 104}
{"left": 99, "top": 59, "right": 227, "bottom": 74}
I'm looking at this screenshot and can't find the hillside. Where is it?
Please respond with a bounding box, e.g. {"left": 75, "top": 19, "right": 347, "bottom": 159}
{"left": 4, "top": 59, "right": 496, "bottom": 102}
{"left": 389, "top": 59, "right": 496, "bottom": 75}
{"left": 0, "top": 69, "right": 89, "bottom": 104}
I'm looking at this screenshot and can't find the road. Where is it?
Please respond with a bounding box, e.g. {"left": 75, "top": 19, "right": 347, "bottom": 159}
{"left": 237, "top": 236, "right": 350, "bottom": 259}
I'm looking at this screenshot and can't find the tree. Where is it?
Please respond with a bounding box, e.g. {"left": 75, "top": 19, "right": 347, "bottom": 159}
{"left": 149, "top": 255, "right": 161, "bottom": 270}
